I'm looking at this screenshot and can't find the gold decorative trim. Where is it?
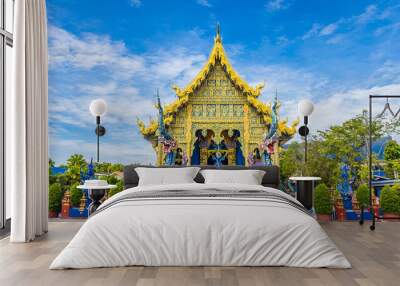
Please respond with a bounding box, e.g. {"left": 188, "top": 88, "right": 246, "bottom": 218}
{"left": 185, "top": 105, "right": 193, "bottom": 163}
{"left": 243, "top": 104, "right": 250, "bottom": 166}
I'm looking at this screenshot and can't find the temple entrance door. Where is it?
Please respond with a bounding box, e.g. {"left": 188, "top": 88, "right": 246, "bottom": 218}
{"left": 191, "top": 128, "right": 244, "bottom": 166}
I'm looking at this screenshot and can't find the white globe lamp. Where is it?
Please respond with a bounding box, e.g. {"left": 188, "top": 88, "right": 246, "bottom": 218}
{"left": 90, "top": 99, "right": 107, "bottom": 117}
{"left": 298, "top": 99, "right": 314, "bottom": 117}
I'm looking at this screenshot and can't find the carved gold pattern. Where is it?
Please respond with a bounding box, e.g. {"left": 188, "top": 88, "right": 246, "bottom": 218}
{"left": 243, "top": 104, "right": 250, "bottom": 165}
{"left": 185, "top": 105, "right": 192, "bottom": 162}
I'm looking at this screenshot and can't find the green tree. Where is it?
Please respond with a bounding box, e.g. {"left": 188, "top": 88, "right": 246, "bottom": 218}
{"left": 67, "top": 154, "right": 87, "bottom": 170}
{"left": 306, "top": 138, "right": 340, "bottom": 188}
{"left": 317, "top": 111, "right": 384, "bottom": 188}
{"left": 95, "top": 162, "right": 113, "bottom": 174}
{"left": 280, "top": 139, "right": 340, "bottom": 189}
{"left": 383, "top": 140, "right": 400, "bottom": 179}
{"left": 66, "top": 154, "right": 87, "bottom": 183}
{"left": 280, "top": 141, "right": 303, "bottom": 183}
{"left": 111, "top": 163, "right": 124, "bottom": 172}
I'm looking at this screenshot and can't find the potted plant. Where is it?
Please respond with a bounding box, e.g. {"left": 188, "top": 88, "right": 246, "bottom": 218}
{"left": 49, "top": 183, "right": 63, "bottom": 218}
{"left": 380, "top": 185, "right": 400, "bottom": 219}
{"left": 314, "top": 183, "right": 332, "bottom": 222}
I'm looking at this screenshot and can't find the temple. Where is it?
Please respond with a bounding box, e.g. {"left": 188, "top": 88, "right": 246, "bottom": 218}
{"left": 137, "top": 26, "right": 298, "bottom": 166}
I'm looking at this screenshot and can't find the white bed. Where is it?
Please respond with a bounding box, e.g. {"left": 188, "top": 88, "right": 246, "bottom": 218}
{"left": 50, "top": 183, "right": 351, "bottom": 269}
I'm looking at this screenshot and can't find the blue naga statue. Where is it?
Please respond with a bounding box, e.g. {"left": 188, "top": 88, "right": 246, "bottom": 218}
{"left": 258, "top": 93, "right": 278, "bottom": 166}
{"left": 80, "top": 158, "right": 95, "bottom": 182}
{"left": 157, "top": 93, "right": 177, "bottom": 166}
{"left": 337, "top": 164, "right": 355, "bottom": 209}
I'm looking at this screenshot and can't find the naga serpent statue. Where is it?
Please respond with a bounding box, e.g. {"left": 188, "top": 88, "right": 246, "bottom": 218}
{"left": 157, "top": 92, "right": 177, "bottom": 166}
{"left": 260, "top": 93, "right": 279, "bottom": 166}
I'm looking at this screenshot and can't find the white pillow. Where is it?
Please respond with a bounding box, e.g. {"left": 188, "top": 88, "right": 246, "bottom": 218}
{"left": 200, "top": 169, "right": 265, "bottom": 185}
{"left": 135, "top": 167, "right": 201, "bottom": 186}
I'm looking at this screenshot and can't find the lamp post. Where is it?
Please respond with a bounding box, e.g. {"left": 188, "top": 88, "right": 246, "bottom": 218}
{"left": 89, "top": 99, "right": 107, "bottom": 162}
{"left": 297, "top": 99, "right": 314, "bottom": 164}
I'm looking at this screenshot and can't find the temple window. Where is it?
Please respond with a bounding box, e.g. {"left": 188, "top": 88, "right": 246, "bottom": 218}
{"left": 233, "top": 105, "right": 244, "bottom": 117}
{"left": 192, "top": 105, "right": 203, "bottom": 117}
{"left": 206, "top": 105, "right": 217, "bottom": 117}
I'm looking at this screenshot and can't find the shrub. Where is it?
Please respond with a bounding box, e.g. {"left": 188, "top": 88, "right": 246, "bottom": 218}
{"left": 355, "top": 184, "right": 370, "bottom": 208}
{"left": 380, "top": 185, "right": 400, "bottom": 214}
{"left": 107, "top": 175, "right": 120, "bottom": 185}
{"left": 333, "top": 189, "right": 341, "bottom": 201}
{"left": 70, "top": 182, "right": 82, "bottom": 207}
{"left": 49, "top": 183, "right": 63, "bottom": 213}
{"left": 109, "top": 180, "right": 124, "bottom": 197}
{"left": 314, "top": 183, "right": 332, "bottom": 215}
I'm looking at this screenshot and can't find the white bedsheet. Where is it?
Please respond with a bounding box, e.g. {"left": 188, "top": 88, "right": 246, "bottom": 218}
{"left": 50, "top": 183, "right": 351, "bottom": 269}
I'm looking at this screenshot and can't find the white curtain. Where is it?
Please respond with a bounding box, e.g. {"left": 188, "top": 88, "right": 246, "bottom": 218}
{"left": 9, "top": 0, "right": 48, "bottom": 242}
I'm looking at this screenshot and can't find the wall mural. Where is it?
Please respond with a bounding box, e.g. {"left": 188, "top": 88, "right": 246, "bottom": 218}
{"left": 51, "top": 26, "right": 300, "bottom": 219}
{"left": 137, "top": 27, "right": 298, "bottom": 167}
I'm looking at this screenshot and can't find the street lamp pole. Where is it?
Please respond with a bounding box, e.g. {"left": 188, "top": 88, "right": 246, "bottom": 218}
{"left": 90, "top": 99, "right": 107, "bottom": 163}
{"left": 96, "top": 116, "right": 100, "bottom": 162}
{"left": 298, "top": 99, "right": 314, "bottom": 165}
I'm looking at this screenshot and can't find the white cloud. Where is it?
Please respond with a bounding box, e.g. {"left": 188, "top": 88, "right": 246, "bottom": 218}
{"left": 129, "top": 0, "right": 142, "bottom": 8}
{"left": 266, "top": 0, "right": 288, "bottom": 12}
{"left": 374, "top": 22, "right": 400, "bottom": 36}
{"left": 319, "top": 23, "right": 338, "bottom": 36}
{"left": 196, "top": 0, "right": 212, "bottom": 7}
{"left": 301, "top": 4, "right": 397, "bottom": 41}
{"left": 310, "top": 84, "right": 400, "bottom": 133}
{"left": 368, "top": 60, "right": 400, "bottom": 84}
{"left": 356, "top": 5, "right": 377, "bottom": 25}
{"left": 48, "top": 26, "right": 144, "bottom": 79}
{"left": 49, "top": 137, "right": 156, "bottom": 165}
{"left": 302, "top": 23, "right": 321, "bottom": 40}
{"left": 326, "top": 34, "right": 345, "bottom": 45}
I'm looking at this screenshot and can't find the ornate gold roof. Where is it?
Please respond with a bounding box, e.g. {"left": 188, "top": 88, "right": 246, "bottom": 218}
{"left": 137, "top": 28, "right": 297, "bottom": 141}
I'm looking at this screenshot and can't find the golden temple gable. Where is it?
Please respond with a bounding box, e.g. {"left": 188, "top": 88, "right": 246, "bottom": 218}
{"left": 137, "top": 26, "right": 298, "bottom": 166}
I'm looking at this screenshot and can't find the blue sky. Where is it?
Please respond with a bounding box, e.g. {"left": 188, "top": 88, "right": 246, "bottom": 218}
{"left": 48, "top": 0, "right": 400, "bottom": 164}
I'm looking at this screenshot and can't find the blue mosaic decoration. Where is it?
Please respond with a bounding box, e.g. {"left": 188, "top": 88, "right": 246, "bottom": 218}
{"left": 80, "top": 158, "right": 96, "bottom": 183}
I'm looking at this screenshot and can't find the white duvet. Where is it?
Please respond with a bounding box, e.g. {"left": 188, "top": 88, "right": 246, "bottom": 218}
{"left": 50, "top": 183, "right": 351, "bottom": 269}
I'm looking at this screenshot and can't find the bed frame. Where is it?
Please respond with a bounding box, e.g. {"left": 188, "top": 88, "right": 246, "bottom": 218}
{"left": 123, "top": 165, "right": 280, "bottom": 189}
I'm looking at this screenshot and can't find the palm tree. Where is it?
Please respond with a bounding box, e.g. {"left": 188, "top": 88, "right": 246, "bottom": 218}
{"left": 66, "top": 154, "right": 87, "bottom": 170}
{"left": 66, "top": 154, "right": 88, "bottom": 183}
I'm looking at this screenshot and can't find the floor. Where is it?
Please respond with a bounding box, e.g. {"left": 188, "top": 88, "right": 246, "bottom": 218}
{"left": 0, "top": 221, "right": 399, "bottom": 286}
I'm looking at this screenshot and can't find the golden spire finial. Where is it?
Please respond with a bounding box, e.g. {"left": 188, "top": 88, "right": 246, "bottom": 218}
{"left": 215, "top": 22, "right": 221, "bottom": 42}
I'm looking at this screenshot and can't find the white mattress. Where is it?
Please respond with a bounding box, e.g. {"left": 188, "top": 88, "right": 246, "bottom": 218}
{"left": 50, "top": 183, "right": 351, "bottom": 269}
